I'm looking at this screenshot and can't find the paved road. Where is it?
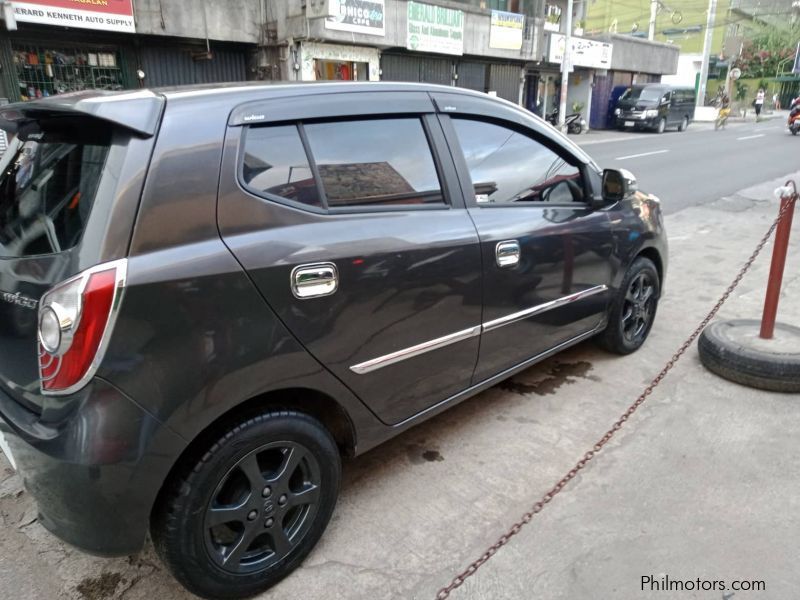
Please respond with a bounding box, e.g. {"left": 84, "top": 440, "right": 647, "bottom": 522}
{"left": 575, "top": 118, "right": 796, "bottom": 214}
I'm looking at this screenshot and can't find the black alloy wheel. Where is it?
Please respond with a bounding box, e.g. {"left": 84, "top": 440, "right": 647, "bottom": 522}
{"left": 153, "top": 411, "right": 340, "bottom": 600}
{"left": 621, "top": 271, "right": 657, "bottom": 345}
{"left": 598, "top": 256, "right": 660, "bottom": 355}
{"left": 204, "top": 441, "right": 321, "bottom": 574}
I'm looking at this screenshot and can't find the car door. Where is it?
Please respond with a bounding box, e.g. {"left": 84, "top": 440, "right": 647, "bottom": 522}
{"left": 216, "top": 91, "right": 482, "bottom": 425}
{"left": 662, "top": 90, "right": 674, "bottom": 124}
{"left": 433, "top": 93, "right": 614, "bottom": 383}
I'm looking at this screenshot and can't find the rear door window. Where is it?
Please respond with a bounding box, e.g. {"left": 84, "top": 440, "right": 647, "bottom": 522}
{"left": 240, "top": 117, "right": 447, "bottom": 210}
{"left": 241, "top": 124, "right": 322, "bottom": 209}
{"left": 303, "top": 118, "right": 445, "bottom": 208}
{"left": 0, "top": 137, "right": 110, "bottom": 257}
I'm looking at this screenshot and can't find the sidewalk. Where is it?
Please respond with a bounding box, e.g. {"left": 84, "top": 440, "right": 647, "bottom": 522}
{"left": 1, "top": 175, "right": 799, "bottom": 600}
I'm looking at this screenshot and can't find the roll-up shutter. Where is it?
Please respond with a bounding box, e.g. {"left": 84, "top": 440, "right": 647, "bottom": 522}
{"left": 381, "top": 53, "right": 452, "bottom": 86}
{"left": 488, "top": 64, "right": 521, "bottom": 103}
{"left": 456, "top": 61, "right": 486, "bottom": 93}
{"left": 139, "top": 44, "right": 247, "bottom": 87}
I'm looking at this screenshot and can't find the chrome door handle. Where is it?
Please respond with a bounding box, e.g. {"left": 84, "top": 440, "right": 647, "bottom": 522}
{"left": 495, "top": 240, "right": 521, "bottom": 268}
{"left": 291, "top": 263, "right": 338, "bottom": 299}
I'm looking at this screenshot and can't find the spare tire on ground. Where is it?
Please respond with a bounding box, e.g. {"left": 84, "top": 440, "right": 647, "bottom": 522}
{"left": 698, "top": 319, "right": 800, "bottom": 393}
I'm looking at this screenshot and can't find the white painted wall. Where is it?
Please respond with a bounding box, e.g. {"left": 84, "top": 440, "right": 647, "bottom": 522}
{"left": 661, "top": 53, "right": 702, "bottom": 87}
{"left": 567, "top": 68, "right": 592, "bottom": 124}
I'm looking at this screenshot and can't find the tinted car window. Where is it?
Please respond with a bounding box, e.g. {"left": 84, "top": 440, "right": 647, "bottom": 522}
{"left": 0, "top": 139, "right": 109, "bottom": 257}
{"left": 451, "top": 118, "right": 583, "bottom": 205}
{"left": 621, "top": 86, "right": 662, "bottom": 103}
{"left": 242, "top": 124, "right": 322, "bottom": 209}
{"left": 304, "top": 118, "right": 444, "bottom": 208}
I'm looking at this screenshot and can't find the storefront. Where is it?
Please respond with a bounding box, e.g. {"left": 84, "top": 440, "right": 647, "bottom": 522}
{"left": 380, "top": 2, "right": 523, "bottom": 102}
{"left": 0, "top": 0, "right": 254, "bottom": 102}
{"left": 299, "top": 41, "right": 380, "bottom": 81}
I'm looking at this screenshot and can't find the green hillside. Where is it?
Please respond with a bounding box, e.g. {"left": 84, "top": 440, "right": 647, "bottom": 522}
{"left": 584, "top": 0, "right": 730, "bottom": 54}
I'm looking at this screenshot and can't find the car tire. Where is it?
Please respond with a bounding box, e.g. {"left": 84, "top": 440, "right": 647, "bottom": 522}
{"left": 152, "top": 410, "right": 341, "bottom": 600}
{"left": 598, "top": 257, "right": 660, "bottom": 355}
{"left": 678, "top": 116, "right": 688, "bottom": 131}
{"left": 656, "top": 118, "right": 666, "bottom": 134}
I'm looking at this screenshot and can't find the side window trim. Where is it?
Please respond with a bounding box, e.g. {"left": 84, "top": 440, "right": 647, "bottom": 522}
{"left": 296, "top": 122, "right": 330, "bottom": 211}
{"left": 238, "top": 123, "right": 328, "bottom": 215}
{"left": 238, "top": 114, "right": 456, "bottom": 215}
{"left": 438, "top": 114, "right": 590, "bottom": 209}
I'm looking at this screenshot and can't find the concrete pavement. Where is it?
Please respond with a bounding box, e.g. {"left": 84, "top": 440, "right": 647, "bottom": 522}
{"left": 1, "top": 175, "right": 799, "bottom": 600}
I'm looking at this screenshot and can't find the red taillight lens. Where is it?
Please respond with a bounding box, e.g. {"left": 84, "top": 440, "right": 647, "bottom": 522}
{"left": 38, "top": 260, "right": 127, "bottom": 395}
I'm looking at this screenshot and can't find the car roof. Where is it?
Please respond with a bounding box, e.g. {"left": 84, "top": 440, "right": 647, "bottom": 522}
{"left": 0, "top": 81, "right": 516, "bottom": 137}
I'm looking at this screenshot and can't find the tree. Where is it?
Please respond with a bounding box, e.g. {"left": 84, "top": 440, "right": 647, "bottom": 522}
{"left": 735, "top": 23, "right": 800, "bottom": 79}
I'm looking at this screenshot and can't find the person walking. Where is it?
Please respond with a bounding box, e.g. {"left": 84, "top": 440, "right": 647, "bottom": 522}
{"left": 773, "top": 92, "right": 781, "bottom": 110}
{"left": 755, "top": 88, "right": 765, "bottom": 121}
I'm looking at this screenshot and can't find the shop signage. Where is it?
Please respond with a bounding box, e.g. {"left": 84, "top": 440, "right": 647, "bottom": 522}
{"left": 489, "top": 10, "right": 524, "bottom": 50}
{"left": 11, "top": 0, "right": 135, "bottom": 33}
{"left": 548, "top": 34, "right": 613, "bottom": 70}
{"left": 407, "top": 1, "right": 464, "bottom": 56}
{"left": 325, "top": 0, "right": 385, "bottom": 36}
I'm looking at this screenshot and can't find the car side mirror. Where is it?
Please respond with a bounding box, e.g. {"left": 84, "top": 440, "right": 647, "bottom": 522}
{"left": 602, "top": 168, "right": 638, "bottom": 203}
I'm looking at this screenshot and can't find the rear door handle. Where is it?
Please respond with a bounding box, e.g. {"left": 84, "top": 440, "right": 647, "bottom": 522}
{"left": 495, "top": 240, "right": 520, "bottom": 268}
{"left": 291, "top": 263, "right": 338, "bottom": 299}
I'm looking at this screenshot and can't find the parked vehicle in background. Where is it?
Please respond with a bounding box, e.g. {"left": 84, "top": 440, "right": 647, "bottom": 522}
{"left": 615, "top": 84, "right": 696, "bottom": 133}
{"left": 546, "top": 106, "right": 587, "bottom": 134}
{"left": 788, "top": 97, "right": 800, "bottom": 135}
{"left": 0, "top": 83, "right": 667, "bottom": 600}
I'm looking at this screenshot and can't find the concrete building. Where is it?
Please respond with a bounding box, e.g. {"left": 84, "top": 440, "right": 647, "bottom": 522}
{"left": 0, "top": 0, "right": 265, "bottom": 102}
{"left": 0, "top": 0, "right": 677, "bottom": 129}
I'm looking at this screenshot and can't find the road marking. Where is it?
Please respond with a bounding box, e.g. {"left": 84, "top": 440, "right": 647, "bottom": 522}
{"left": 736, "top": 134, "right": 765, "bottom": 140}
{"left": 614, "top": 149, "right": 669, "bottom": 160}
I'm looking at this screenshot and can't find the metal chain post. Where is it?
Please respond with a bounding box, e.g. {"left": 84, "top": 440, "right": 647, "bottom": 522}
{"left": 435, "top": 199, "right": 796, "bottom": 600}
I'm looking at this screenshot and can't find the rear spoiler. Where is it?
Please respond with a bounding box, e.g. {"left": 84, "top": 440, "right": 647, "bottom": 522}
{"left": 0, "top": 89, "right": 164, "bottom": 137}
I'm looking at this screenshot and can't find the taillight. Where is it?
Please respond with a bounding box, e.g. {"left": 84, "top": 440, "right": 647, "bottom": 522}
{"left": 38, "top": 259, "right": 127, "bottom": 395}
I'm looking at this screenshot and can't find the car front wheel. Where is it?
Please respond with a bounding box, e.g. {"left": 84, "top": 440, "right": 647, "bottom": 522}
{"left": 152, "top": 410, "right": 341, "bottom": 599}
{"left": 598, "top": 256, "right": 660, "bottom": 354}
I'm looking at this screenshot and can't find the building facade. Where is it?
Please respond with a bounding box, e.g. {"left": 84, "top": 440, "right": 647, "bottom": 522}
{"left": 0, "top": 0, "right": 677, "bottom": 128}
{"left": 0, "top": 0, "right": 264, "bottom": 102}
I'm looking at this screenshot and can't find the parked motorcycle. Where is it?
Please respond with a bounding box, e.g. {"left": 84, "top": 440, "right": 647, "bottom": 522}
{"left": 788, "top": 97, "right": 800, "bottom": 135}
{"left": 546, "top": 107, "right": 586, "bottom": 134}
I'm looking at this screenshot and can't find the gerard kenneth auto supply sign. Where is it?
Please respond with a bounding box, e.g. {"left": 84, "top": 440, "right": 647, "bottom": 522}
{"left": 12, "top": 0, "right": 135, "bottom": 33}
{"left": 407, "top": 1, "right": 464, "bottom": 56}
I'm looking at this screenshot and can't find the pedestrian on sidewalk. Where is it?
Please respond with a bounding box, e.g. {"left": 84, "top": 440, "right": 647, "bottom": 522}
{"left": 773, "top": 92, "right": 781, "bottom": 110}
{"left": 755, "top": 88, "right": 765, "bottom": 121}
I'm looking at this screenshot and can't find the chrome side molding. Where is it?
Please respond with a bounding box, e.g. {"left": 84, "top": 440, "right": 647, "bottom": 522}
{"left": 349, "top": 285, "right": 608, "bottom": 374}
{"left": 350, "top": 326, "right": 481, "bottom": 375}
{"left": 482, "top": 285, "right": 608, "bottom": 332}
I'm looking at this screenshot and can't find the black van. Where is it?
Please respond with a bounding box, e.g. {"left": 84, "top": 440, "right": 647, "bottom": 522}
{"left": 0, "top": 83, "right": 667, "bottom": 599}
{"left": 615, "top": 84, "right": 696, "bottom": 133}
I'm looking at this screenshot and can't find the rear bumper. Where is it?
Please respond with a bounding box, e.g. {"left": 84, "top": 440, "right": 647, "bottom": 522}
{"left": 0, "top": 378, "right": 185, "bottom": 556}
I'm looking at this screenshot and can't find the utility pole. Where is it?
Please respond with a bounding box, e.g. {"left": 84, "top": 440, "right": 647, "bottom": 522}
{"left": 648, "top": 0, "right": 658, "bottom": 40}
{"left": 697, "top": 0, "right": 718, "bottom": 107}
{"left": 558, "top": 0, "right": 573, "bottom": 130}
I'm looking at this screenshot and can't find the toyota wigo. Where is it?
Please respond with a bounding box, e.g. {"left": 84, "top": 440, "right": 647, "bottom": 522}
{"left": 0, "top": 82, "right": 666, "bottom": 599}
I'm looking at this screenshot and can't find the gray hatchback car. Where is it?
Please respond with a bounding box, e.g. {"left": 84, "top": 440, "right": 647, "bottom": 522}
{"left": 0, "top": 82, "right": 666, "bottom": 599}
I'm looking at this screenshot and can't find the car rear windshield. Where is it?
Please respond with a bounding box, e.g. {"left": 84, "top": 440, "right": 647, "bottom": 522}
{"left": 621, "top": 87, "right": 663, "bottom": 103}
{"left": 0, "top": 124, "right": 111, "bottom": 258}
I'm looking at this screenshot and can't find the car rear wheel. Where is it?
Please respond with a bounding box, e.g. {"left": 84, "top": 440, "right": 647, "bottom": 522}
{"left": 152, "top": 410, "right": 341, "bottom": 599}
{"left": 598, "top": 257, "right": 660, "bottom": 355}
{"left": 678, "top": 116, "right": 688, "bottom": 131}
